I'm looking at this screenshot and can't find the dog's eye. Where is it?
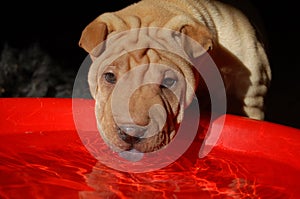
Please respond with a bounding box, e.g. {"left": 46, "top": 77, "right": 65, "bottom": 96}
{"left": 161, "top": 78, "right": 177, "bottom": 88}
{"left": 103, "top": 72, "right": 117, "bottom": 84}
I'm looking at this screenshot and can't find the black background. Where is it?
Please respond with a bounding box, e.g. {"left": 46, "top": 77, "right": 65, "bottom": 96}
{"left": 0, "top": 0, "right": 299, "bottom": 128}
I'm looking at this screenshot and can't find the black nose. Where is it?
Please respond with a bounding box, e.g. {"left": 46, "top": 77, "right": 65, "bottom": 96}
{"left": 118, "top": 125, "right": 146, "bottom": 144}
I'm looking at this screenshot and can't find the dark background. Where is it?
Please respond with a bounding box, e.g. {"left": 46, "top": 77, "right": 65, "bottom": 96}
{"left": 0, "top": 0, "right": 299, "bottom": 128}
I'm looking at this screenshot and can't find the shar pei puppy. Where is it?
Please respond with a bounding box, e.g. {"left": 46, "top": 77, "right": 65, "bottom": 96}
{"left": 78, "top": 0, "right": 271, "bottom": 153}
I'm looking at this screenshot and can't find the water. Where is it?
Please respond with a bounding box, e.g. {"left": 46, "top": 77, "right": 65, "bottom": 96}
{"left": 0, "top": 130, "right": 297, "bottom": 199}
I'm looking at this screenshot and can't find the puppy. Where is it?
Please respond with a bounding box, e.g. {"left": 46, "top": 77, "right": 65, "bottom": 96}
{"left": 78, "top": 0, "right": 271, "bottom": 153}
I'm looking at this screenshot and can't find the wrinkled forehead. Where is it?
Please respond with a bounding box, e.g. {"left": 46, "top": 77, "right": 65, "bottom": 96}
{"left": 107, "top": 49, "right": 184, "bottom": 74}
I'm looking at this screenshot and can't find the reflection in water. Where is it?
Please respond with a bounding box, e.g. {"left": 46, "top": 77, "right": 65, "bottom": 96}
{"left": 0, "top": 130, "right": 292, "bottom": 199}
{"left": 79, "top": 137, "right": 289, "bottom": 199}
{"left": 79, "top": 156, "right": 253, "bottom": 199}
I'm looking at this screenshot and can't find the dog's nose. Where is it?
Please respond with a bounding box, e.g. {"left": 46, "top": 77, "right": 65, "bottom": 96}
{"left": 118, "top": 125, "right": 146, "bottom": 144}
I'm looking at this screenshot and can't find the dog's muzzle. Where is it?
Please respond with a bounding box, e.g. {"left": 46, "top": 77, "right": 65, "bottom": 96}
{"left": 118, "top": 125, "right": 147, "bottom": 144}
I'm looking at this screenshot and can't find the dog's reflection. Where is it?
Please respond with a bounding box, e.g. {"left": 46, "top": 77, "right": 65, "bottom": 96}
{"left": 78, "top": 125, "right": 260, "bottom": 199}
{"left": 78, "top": 131, "right": 210, "bottom": 199}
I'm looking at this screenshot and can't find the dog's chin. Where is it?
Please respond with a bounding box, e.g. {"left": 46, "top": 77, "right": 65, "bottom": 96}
{"left": 104, "top": 136, "right": 168, "bottom": 153}
{"left": 116, "top": 139, "right": 167, "bottom": 162}
{"left": 100, "top": 128, "right": 177, "bottom": 162}
{"left": 118, "top": 149, "right": 144, "bottom": 162}
{"left": 101, "top": 128, "right": 175, "bottom": 153}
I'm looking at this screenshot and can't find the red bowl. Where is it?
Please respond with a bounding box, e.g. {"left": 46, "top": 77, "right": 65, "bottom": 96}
{"left": 0, "top": 98, "right": 299, "bottom": 198}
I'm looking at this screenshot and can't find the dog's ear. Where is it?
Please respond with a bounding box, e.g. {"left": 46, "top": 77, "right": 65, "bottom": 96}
{"left": 166, "top": 15, "right": 214, "bottom": 58}
{"left": 79, "top": 20, "right": 108, "bottom": 59}
{"left": 180, "top": 24, "right": 213, "bottom": 58}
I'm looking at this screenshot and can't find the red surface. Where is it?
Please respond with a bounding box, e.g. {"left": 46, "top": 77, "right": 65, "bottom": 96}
{"left": 0, "top": 98, "right": 300, "bottom": 198}
{"left": 0, "top": 98, "right": 74, "bottom": 133}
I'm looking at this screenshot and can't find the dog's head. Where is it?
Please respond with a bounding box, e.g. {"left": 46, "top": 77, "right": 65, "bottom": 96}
{"left": 78, "top": 1, "right": 214, "bottom": 153}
